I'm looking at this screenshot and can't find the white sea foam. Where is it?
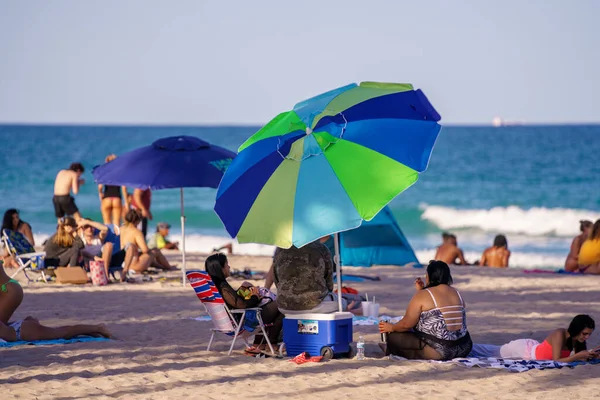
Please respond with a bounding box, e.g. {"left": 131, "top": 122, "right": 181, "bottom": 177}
{"left": 415, "top": 249, "right": 565, "bottom": 269}
{"left": 420, "top": 205, "right": 600, "bottom": 237}
{"left": 33, "top": 233, "right": 276, "bottom": 257}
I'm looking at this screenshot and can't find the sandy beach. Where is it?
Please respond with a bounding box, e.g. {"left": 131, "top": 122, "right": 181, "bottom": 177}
{"left": 2, "top": 252, "right": 599, "bottom": 400}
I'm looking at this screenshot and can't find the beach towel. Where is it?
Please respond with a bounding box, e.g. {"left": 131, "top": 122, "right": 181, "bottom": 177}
{"left": 352, "top": 315, "right": 402, "bottom": 325}
{"left": 389, "top": 355, "right": 600, "bottom": 373}
{"left": 523, "top": 269, "right": 582, "bottom": 275}
{"left": 0, "top": 336, "right": 110, "bottom": 348}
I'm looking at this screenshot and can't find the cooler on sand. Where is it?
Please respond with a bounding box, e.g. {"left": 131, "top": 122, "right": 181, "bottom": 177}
{"left": 283, "top": 312, "right": 354, "bottom": 360}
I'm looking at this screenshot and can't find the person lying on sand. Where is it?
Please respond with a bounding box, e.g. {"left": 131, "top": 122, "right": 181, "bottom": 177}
{"left": 434, "top": 233, "right": 469, "bottom": 266}
{"left": 479, "top": 234, "right": 511, "bottom": 268}
{"left": 378, "top": 261, "right": 472, "bottom": 360}
{"left": 577, "top": 220, "right": 600, "bottom": 274}
{"left": 565, "top": 220, "right": 592, "bottom": 272}
{"left": 499, "top": 315, "right": 599, "bottom": 362}
{"left": 0, "top": 265, "right": 111, "bottom": 342}
{"left": 120, "top": 210, "right": 177, "bottom": 281}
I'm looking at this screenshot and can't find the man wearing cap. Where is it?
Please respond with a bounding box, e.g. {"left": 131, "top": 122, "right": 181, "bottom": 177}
{"left": 148, "top": 222, "right": 179, "bottom": 251}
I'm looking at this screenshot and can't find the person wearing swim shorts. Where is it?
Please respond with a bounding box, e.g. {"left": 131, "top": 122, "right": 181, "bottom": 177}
{"left": 0, "top": 264, "right": 111, "bottom": 342}
{"left": 53, "top": 162, "right": 85, "bottom": 224}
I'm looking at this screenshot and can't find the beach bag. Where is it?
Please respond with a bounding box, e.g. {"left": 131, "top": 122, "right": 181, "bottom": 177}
{"left": 90, "top": 261, "right": 108, "bottom": 286}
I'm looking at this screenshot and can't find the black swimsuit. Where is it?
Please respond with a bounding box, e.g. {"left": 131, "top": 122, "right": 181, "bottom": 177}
{"left": 103, "top": 185, "right": 122, "bottom": 199}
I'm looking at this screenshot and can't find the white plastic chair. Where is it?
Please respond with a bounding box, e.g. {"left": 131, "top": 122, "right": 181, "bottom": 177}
{"left": 2, "top": 229, "right": 48, "bottom": 283}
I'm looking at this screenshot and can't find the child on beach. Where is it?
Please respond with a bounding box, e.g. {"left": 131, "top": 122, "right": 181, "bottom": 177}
{"left": 53, "top": 163, "right": 85, "bottom": 224}
{"left": 148, "top": 222, "right": 179, "bottom": 250}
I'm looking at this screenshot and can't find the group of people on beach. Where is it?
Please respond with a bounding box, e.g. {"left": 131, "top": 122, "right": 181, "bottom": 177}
{"left": 434, "top": 232, "right": 510, "bottom": 268}
{"left": 202, "top": 238, "right": 599, "bottom": 362}
{"left": 434, "top": 220, "right": 600, "bottom": 275}
{"left": 2, "top": 158, "right": 181, "bottom": 283}
{"left": 564, "top": 220, "right": 600, "bottom": 274}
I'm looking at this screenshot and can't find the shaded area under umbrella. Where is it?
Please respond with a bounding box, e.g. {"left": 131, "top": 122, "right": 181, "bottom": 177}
{"left": 93, "top": 135, "right": 235, "bottom": 284}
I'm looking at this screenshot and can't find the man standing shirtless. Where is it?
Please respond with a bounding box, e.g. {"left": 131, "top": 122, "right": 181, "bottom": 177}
{"left": 434, "top": 233, "right": 468, "bottom": 265}
{"left": 53, "top": 163, "right": 85, "bottom": 223}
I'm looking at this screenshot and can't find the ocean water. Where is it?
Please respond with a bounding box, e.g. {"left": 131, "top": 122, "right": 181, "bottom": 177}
{"left": 1, "top": 124, "right": 599, "bottom": 269}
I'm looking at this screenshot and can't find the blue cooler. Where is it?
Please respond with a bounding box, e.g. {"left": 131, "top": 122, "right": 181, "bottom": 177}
{"left": 283, "top": 312, "right": 354, "bottom": 360}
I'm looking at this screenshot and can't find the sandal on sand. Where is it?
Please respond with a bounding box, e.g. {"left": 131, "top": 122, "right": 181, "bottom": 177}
{"left": 244, "top": 345, "right": 264, "bottom": 355}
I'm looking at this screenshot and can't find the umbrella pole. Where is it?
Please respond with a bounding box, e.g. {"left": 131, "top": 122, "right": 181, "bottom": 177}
{"left": 181, "top": 188, "right": 186, "bottom": 286}
{"left": 334, "top": 233, "right": 343, "bottom": 312}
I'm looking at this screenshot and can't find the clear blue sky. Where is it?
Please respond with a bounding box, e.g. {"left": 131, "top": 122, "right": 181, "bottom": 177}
{"left": 0, "top": 0, "right": 598, "bottom": 125}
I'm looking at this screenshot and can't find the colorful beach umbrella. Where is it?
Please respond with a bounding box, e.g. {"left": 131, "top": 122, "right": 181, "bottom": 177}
{"left": 215, "top": 82, "right": 441, "bottom": 247}
{"left": 215, "top": 82, "right": 441, "bottom": 311}
{"left": 93, "top": 135, "right": 235, "bottom": 284}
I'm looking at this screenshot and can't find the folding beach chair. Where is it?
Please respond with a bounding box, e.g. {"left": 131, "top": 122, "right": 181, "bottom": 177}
{"left": 2, "top": 229, "right": 49, "bottom": 283}
{"left": 186, "top": 270, "right": 275, "bottom": 356}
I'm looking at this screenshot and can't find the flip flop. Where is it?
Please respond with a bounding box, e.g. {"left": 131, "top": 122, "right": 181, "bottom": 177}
{"left": 244, "top": 345, "right": 264, "bottom": 355}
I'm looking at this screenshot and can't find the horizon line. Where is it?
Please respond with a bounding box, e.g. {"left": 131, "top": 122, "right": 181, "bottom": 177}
{"left": 1, "top": 121, "right": 599, "bottom": 128}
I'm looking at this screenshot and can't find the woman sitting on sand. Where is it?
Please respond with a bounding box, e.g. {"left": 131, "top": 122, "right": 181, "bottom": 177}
{"left": 565, "top": 220, "right": 593, "bottom": 272}
{"left": 578, "top": 219, "right": 600, "bottom": 274}
{"left": 378, "top": 260, "right": 472, "bottom": 360}
{"left": 0, "top": 264, "right": 111, "bottom": 342}
{"left": 479, "top": 234, "right": 511, "bottom": 268}
{"left": 44, "top": 217, "right": 85, "bottom": 267}
{"left": 499, "top": 315, "right": 599, "bottom": 361}
{"left": 119, "top": 210, "right": 176, "bottom": 280}
{"left": 205, "top": 253, "right": 284, "bottom": 355}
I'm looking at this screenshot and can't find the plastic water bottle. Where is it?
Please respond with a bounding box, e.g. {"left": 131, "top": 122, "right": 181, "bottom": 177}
{"left": 356, "top": 336, "right": 365, "bottom": 360}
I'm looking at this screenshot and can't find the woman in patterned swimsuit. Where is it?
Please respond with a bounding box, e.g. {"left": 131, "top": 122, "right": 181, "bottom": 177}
{"left": 379, "top": 260, "right": 472, "bottom": 360}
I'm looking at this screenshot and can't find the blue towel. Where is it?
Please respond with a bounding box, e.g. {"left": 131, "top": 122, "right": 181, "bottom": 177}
{"left": 0, "top": 336, "right": 110, "bottom": 348}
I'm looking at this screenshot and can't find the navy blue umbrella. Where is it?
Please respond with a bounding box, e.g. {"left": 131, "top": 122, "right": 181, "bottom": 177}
{"left": 93, "top": 135, "right": 236, "bottom": 283}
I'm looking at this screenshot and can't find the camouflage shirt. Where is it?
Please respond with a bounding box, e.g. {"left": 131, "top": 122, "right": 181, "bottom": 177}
{"left": 273, "top": 241, "right": 334, "bottom": 311}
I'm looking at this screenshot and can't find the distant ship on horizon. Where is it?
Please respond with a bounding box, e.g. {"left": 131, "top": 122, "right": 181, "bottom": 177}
{"left": 492, "top": 117, "right": 524, "bottom": 127}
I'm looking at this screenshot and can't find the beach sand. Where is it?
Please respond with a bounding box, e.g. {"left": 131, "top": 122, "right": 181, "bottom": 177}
{"left": 2, "top": 252, "right": 600, "bottom": 400}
